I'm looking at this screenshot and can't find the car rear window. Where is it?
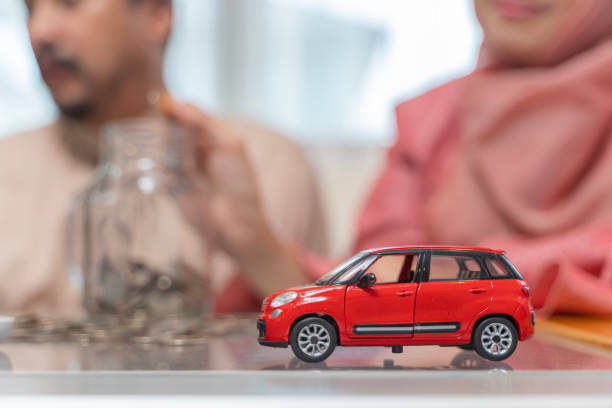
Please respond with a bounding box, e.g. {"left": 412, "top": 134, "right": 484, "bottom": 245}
{"left": 500, "top": 255, "right": 524, "bottom": 279}
{"left": 428, "top": 254, "right": 484, "bottom": 281}
{"left": 485, "top": 258, "right": 511, "bottom": 278}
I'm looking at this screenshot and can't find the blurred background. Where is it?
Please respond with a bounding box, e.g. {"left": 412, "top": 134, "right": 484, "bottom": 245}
{"left": 0, "top": 0, "right": 482, "bottom": 255}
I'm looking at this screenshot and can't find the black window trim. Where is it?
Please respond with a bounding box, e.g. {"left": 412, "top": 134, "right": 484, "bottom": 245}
{"left": 421, "top": 249, "right": 492, "bottom": 283}
{"left": 346, "top": 250, "right": 424, "bottom": 286}
{"left": 344, "top": 249, "right": 521, "bottom": 286}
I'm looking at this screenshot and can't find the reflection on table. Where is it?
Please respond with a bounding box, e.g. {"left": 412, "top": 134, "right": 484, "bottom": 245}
{"left": 0, "top": 329, "right": 610, "bottom": 371}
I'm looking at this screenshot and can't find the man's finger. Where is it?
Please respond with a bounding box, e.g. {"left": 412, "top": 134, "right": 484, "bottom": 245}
{"left": 160, "top": 92, "right": 213, "bottom": 127}
{"left": 160, "top": 92, "right": 217, "bottom": 153}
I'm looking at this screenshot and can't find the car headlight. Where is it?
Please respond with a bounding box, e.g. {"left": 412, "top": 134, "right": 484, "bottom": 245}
{"left": 270, "top": 291, "right": 298, "bottom": 308}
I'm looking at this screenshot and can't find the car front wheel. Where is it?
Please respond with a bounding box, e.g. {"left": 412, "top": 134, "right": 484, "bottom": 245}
{"left": 472, "top": 317, "right": 518, "bottom": 361}
{"left": 289, "top": 317, "right": 337, "bottom": 363}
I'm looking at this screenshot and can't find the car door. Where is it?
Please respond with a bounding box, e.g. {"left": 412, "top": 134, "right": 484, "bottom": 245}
{"left": 345, "top": 252, "right": 421, "bottom": 338}
{"left": 413, "top": 251, "right": 492, "bottom": 338}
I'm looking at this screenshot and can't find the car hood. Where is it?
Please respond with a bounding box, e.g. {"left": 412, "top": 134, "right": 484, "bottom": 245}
{"left": 263, "top": 284, "right": 336, "bottom": 303}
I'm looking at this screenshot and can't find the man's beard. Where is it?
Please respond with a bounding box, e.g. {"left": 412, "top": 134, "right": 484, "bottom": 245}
{"left": 57, "top": 99, "right": 95, "bottom": 120}
{"left": 35, "top": 44, "right": 96, "bottom": 120}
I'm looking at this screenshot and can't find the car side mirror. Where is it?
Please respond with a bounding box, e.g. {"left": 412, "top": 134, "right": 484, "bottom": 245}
{"left": 358, "top": 273, "right": 376, "bottom": 288}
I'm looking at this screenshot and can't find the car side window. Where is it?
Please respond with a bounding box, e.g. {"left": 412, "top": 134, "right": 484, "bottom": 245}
{"left": 365, "top": 254, "right": 418, "bottom": 285}
{"left": 485, "top": 258, "right": 511, "bottom": 278}
{"left": 428, "top": 254, "right": 484, "bottom": 281}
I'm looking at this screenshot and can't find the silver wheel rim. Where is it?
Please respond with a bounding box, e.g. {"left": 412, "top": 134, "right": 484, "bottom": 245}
{"left": 481, "top": 322, "right": 513, "bottom": 356}
{"left": 297, "top": 323, "right": 331, "bottom": 358}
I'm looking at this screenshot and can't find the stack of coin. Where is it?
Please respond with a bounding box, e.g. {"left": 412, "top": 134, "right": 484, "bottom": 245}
{"left": 9, "top": 315, "right": 70, "bottom": 342}
{"left": 90, "top": 259, "right": 211, "bottom": 321}
{"left": 5, "top": 313, "right": 255, "bottom": 346}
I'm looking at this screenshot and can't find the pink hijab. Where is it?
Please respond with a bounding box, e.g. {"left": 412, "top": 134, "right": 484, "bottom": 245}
{"left": 305, "top": 0, "right": 612, "bottom": 315}
{"left": 424, "top": 0, "right": 612, "bottom": 314}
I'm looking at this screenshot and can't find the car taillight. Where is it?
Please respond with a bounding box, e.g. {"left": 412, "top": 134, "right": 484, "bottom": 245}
{"left": 521, "top": 285, "right": 531, "bottom": 297}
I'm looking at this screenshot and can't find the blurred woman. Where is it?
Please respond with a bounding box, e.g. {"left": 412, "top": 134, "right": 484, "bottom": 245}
{"left": 350, "top": 0, "right": 612, "bottom": 314}
{"left": 164, "top": 0, "right": 612, "bottom": 316}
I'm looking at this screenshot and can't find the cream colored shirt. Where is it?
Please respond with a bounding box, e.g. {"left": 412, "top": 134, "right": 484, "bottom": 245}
{"left": 0, "top": 119, "right": 326, "bottom": 315}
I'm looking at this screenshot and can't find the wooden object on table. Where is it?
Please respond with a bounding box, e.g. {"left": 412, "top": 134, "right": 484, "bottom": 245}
{"left": 539, "top": 315, "right": 612, "bottom": 349}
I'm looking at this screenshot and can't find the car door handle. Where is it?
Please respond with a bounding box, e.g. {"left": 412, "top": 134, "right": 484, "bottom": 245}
{"left": 397, "top": 291, "right": 414, "bottom": 297}
{"left": 469, "top": 288, "right": 486, "bottom": 294}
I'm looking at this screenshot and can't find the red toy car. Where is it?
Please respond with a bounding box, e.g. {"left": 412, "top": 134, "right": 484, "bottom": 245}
{"left": 258, "top": 246, "right": 534, "bottom": 363}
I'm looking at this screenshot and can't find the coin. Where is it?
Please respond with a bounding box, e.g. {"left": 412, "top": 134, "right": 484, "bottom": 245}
{"left": 7, "top": 328, "right": 31, "bottom": 341}
{"left": 13, "top": 314, "right": 38, "bottom": 329}
{"left": 89, "top": 257, "right": 213, "bottom": 321}
{"left": 4, "top": 311, "right": 253, "bottom": 345}
{"left": 69, "top": 331, "right": 92, "bottom": 343}
{"left": 129, "top": 334, "right": 157, "bottom": 345}
{"left": 89, "top": 328, "right": 124, "bottom": 343}
{"left": 157, "top": 275, "right": 173, "bottom": 291}
{"left": 30, "top": 332, "right": 68, "bottom": 343}
{"left": 158, "top": 330, "right": 206, "bottom": 347}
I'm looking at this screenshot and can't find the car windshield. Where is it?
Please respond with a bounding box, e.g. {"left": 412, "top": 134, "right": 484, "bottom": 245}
{"left": 315, "top": 252, "right": 370, "bottom": 285}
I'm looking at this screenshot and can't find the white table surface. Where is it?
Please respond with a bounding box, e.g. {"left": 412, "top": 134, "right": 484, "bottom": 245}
{"left": 0, "top": 326, "right": 611, "bottom": 407}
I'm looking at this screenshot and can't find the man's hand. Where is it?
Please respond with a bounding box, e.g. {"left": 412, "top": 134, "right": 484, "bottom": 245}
{"left": 160, "top": 94, "right": 309, "bottom": 297}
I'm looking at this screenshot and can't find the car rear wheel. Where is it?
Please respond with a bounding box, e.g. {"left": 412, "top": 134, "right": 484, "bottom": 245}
{"left": 289, "top": 317, "right": 337, "bottom": 363}
{"left": 472, "top": 317, "right": 517, "bottom": 361}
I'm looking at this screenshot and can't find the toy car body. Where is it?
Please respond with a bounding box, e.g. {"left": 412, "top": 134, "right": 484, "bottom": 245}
{"left": 257, "top": 246, "right": 535, "bottom": 362}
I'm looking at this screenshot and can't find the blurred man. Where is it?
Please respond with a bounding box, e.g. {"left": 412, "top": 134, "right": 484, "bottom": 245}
{"left": 0, "top": 0, "right": 326, "bottom": 314}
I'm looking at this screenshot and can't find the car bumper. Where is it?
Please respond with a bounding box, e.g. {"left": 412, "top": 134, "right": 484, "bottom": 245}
{"left": 258, "top": 339, "right": 288, "bottom": 348}
{"left": 257, "top": 309, "right": 293, "bottom": 345}
{"left": 513, "top": 301, "right": 535, "bottom": 341}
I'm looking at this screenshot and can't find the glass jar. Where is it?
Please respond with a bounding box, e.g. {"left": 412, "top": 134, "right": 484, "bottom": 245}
{"left": 68, "top": 118, "right": 211, "bottom": 321}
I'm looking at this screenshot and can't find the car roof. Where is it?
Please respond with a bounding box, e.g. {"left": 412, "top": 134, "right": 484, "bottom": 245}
{"left": 367, "top": 245, "right": 505, "bottom": 255}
